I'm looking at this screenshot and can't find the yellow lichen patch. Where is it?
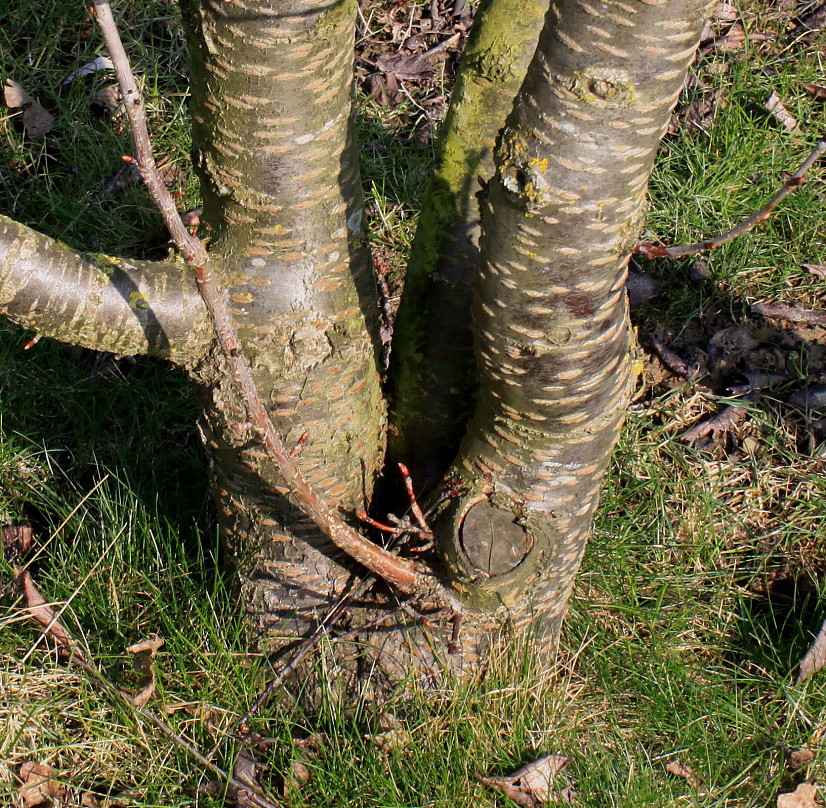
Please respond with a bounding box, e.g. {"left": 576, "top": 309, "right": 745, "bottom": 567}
{"left": 128, "top": 291, "right": 148, "bottom": 310}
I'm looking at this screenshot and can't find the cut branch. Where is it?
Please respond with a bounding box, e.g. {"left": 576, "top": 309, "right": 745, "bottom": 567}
{"left": 635, "top": 139, "right": 826, "bottom": 259}
{"left": 91, "top": 0, "right": 445, "bottom": 602}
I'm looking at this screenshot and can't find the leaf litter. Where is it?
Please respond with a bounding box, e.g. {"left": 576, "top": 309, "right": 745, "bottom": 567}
{"left": 777, "top": 781, "right": 820, "bottom": 808}
{"left": 479, "top": 754, "right": 572, "bottom": 807}
{"left": 3, "top": 79, "right": 55, "bottom": 136}
{"left": 124, "top": 636, "right": 164, "bottom": 708}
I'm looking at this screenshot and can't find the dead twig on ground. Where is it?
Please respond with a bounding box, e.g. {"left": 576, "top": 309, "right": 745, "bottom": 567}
{"left": 90, "top": 0, "right": 449, "bottom": 603}
{"left": 751, "top": 302, "right": 826, "bottom": 327}
{"left": 635, "top": 139, "right": 826, "bottom": 259}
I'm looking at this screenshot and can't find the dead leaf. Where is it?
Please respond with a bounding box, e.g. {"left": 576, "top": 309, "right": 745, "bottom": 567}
{"left": 61, "top": 56, "right": 114, "bottom": 85}
{"left": 681, "top": 404, "right": 747, "bottom": 448}
{"left": 712, "top": 2, "right": 738, "bottom": 22}
{"left": 480, "top": 755, "right": 572, "bottom": 808}
{"left": 3, "top": 524, "right": 34, "bottom": 561}
{"left": 788, "top": 747, "right": 816, "bottom": 770}
{"left": 19, "top": 761, "right": 68, "bottom": 808}
{"left": 17, "top": 568, "right": 81, "bottom": 657}
{"left": 801, "top": 263, "right": 826, "bottom": 279}
{"left": 4, "top": 79, "right": 33, "bottom": 108}
{"left": 365, "top": 712, "right": 411, "bottom": 752}
{"left": 125, "top": 636, "right": 164, "bottom": 707}
{"left": 367, "top": 727, "right": 411, "bottom": 752}
{"left": 626, "top": 267, "right": 663, "bottom": 308}
{"left": 283, "top": 760, "right": 311, "bottom": 798}
{"left": 777, "top": 781, "right": 819, "bottom": 808}
{"left": 765, "top": 92, "right": 801, "bottom": 133}
{"left": 665, "top": 759, "right": 700, "bottom": 788}
{"left": 126, "top": 636, "right": 164, "bottom": 657}
{"left": 802, "top": 83, "right": 826, "bottom": 101}
{"left": 797, "top": 619, "right": 826, "bottom": 683}
{"left": 21, "top": 102, "right": 55, "bottom": 136}
{"left": 789, "top": 385, "right": 826, "bottom": 412}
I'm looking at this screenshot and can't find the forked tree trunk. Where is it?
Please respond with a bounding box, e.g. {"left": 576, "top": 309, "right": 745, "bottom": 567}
{"left": 0, "top": 0, "right": 712, "bottom": 687}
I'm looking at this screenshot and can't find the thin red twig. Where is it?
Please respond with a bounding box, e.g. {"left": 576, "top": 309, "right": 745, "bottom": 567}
{"left": 635, "top": 139, "right": 826, "bottom": 259}
{"left": 91, "top": 0, "right": 446, "bottom": 603}
{"left": 397, "top": 463, "right": 434, "bottom": 540}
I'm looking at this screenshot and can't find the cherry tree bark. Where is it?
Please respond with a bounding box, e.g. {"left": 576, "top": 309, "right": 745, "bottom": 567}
{"left": 0, "top": 0, "right": 713, "bottom": 683}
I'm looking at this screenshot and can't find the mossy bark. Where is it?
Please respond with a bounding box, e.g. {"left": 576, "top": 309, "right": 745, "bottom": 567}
{"left": 388, "top": 0, "right": 547, "bottom": 490}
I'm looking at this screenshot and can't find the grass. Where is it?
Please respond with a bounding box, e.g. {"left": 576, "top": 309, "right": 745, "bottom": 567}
{"left": 1, "top": 0, "right": 826, "bottom": 806}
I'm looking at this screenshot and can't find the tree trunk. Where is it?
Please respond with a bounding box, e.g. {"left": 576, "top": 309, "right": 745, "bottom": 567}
{"left": 429, "top": 0, "right": 713, "bottom": 651}
{"left": 0, "top": 0, "right": 713, "bottom": 688}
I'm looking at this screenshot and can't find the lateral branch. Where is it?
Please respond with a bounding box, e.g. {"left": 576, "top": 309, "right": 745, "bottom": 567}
{"left": 90, "top": 0, "right": 445, "bottom": 602}
{"left": 635, "top": 138, "right": 826, "bottom": 259}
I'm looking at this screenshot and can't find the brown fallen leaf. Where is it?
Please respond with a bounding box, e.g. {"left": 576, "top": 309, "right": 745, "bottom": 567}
{"left": 665, "top": 759, "right": 700, "bottom": 788}
{"left": 777, "top": 781, "right": 819, "bottom": 808}
{"left": 125, "top": 636, "right": 164, "bottom": 707}
{"left": 789, "top": 385, "right": 826, "bottom": 412}
{"left": 2, "top": 523, "right": 34, "bottom": 561}
{"left": 18, "top": 568, "right": 81, "bottom": 658}
{"left": 801, "top": 263, "right": 826, "bottom": 279}
{"left": 19, "top": 761, "right": 69, "bottom": 808}
{"left": 712, "top": 1, "right": 738, "bottom": 23}
{"left": 480, "top": 754, "right": 572, "bottom": 808}
{"left": 282, "top": 760, "right": 311, "bottom": 798}
{"left": 788, "top": 747, "right": 816, "bottom": 770}
{"left": 4, "top": 79, "right": 33, "bottom": 108}
{"left": 797, "top": 619, "right": 826, "bottom": 684}
{"left": 681, "top": 404, "right": 747, "bottom": 449}
{"left": 365, "top": 711, "right": 411, "bottom": 752}
{"left": 626, "top": 267, "right": 663, "bottom": 308}
{"left": 2, "top": 79, "right": 55, "bottom": 137}
{"left": 802, "top": 82, "right": 826, "bottom": 101}
{"left": 765, "top": 92, "right": 801, "bottom": 133}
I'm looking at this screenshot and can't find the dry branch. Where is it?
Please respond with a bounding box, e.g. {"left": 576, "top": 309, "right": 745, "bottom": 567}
{"left": 751, "top": 302, "right": 826, "bottom": 327}
{"left": 90, "top": 0, "right": 447, "bottom": 603}
{"left": 636, "top": 139, "right": 826, "bottom": 259}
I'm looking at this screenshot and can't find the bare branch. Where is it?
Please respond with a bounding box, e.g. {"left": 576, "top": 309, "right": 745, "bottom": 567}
{"left": 91, "top": 0, "right": 447, "bottom": 601}
{"left": 751, "top": 302, "right": 826, "bottom": 327}
{"left": 636, "top": 139, "right": 826, "bottom": 259}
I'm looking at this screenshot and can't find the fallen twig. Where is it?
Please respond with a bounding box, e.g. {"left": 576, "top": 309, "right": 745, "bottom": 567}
{"left": 636, "top": 139, "right": 826, "bottom": 259}
{"left": 91, "top": 0, "right": 448, "bottom": 603}
{"left": 641, "top": 331, "right": 697, "bottom": 380}
{"left": 751, "top": 302, "right": 826, "bottom": 327}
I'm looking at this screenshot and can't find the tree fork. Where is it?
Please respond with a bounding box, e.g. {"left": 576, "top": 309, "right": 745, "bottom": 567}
{"left": 93, "top": 0, "right": 447, "bottom": 602}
